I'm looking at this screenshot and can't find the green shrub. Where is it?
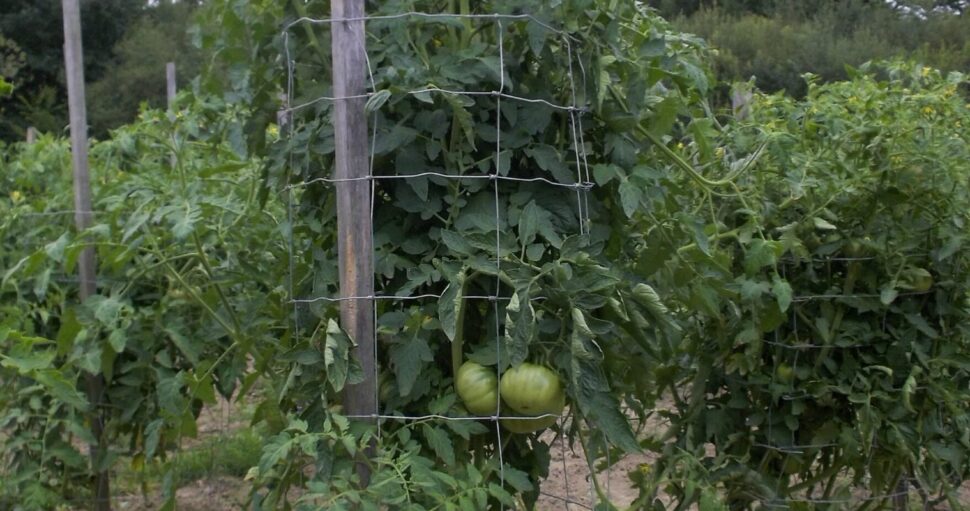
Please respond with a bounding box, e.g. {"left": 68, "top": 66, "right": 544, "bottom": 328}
{"left": 673, "top": 3, "right": 970, "bottom": 97}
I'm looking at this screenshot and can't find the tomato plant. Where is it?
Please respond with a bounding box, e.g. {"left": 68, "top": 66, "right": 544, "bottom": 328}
{"left": 198, "top": 0, "right": 711, "bottom": 507}
{"left": 0, "top": 99, "right": 289, "bottom": 508}
{"left": 629, "top": 62, "right": 970, "bottom": 508}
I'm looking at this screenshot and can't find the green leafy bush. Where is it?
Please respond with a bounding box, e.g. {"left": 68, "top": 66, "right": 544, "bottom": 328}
{"left": 0, "top": 98, "right": 286, "bottom": 508}
{"left": 196, "top": 0, "right": 714, "bottom": 507}
{"left": 634, "top": 62, "right": 970, "bottom": 508}
{"left": 673, "top": 3, "right": 970, "bottom": 97}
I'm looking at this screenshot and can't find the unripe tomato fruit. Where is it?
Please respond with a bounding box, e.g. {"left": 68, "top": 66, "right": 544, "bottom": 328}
{"left": 455, "top": 362, "right": 499, "bottom": 416}
{"left": 776, "top": 364, "right": 794, "bottom": 383}
{"left": 500, "top": 363, "right": 565, "bottom": 417}
{"left": 912, "top": 272, "right": 933, "bottom": 292}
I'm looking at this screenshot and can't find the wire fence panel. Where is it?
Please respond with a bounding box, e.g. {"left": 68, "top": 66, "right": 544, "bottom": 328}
{"left": 281, "top": 10, "right": 607, "bottom": 509}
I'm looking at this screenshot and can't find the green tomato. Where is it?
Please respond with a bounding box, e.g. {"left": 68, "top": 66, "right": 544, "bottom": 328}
{"left": 911, "top": 270, "right": 934, "bottom": 293}
{"left": 781, "top": 456, "right": 804, "bottom": 475}
{"left": 500, "top": 363, "right": 565, "bottom": 417}
{"left": 776, "top": 363, "right": 795, "bottom": 383}
{"left": 845, "top": 239, "right": 865, "bottom": 258}
{"left": 455, "top": 362, "right": 499, "bottom": 416}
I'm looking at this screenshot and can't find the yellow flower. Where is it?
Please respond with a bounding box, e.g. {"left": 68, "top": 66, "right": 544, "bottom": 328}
{"left": 9, "top": 190, "right": 22, "bottom": 203}
{"left": 922, "top": 106, "right": 935, "bottom": 115}
{"left": 676, "top": 142, "right": 684, "bottom": 150}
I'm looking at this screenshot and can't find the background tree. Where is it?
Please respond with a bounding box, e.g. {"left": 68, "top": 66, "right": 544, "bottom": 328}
{"left": 0, "top": 0, "right": 141, "bottom": 138}
{"left": 87, "top": 1, "right": 202, "bottom": 136}
{"left": 653, "top": 0, "right": 970, "bottom": 97}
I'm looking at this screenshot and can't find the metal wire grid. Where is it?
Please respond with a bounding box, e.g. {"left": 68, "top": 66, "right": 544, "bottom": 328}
{"left": 282, "top": 11, "right": 604, "bottom": 509}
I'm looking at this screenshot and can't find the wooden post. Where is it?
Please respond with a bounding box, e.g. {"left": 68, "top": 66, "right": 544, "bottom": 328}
{"left": 61, "top": 0, "right": 110, "bottom": 509}
{"left": 277, "top": 93, "right": 290, "bottom": 130}
{"left": 26, "top": 127, "right": 37, "bottom": 144}
{"left": 166, "top": 62, "right": 176, "bottom": 108}
{"left": 166, "top": 63, "right": 177, "bottom": 169}
{"left": 331, "top": 0, "right": 375, "bottom": 483}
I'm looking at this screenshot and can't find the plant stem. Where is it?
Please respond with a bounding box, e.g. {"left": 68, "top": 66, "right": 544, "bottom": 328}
{"left": 192, "top": 232, "right": 244, "bottom": 336}
{"left": 577, "top": 427, "right": 615, "bottom": 508}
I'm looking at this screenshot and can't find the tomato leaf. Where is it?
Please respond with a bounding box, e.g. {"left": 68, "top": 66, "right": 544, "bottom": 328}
{"left": 618, "top": 179, "right": 642, "bottom": 218}
{"left": 33, "top": 369, "right": 89, "bottom": 412}
{"left": 438, "top": 272, "right": 464, "bottom": 342}
{"left": 518, "top": 200, "right": 541, "bottom": 247}
{"left": 421, "top": 424, "right": 456, "bottom": 466}
{"left": 389, "top": 334, "right": 434, "bottom": 397}
{"left": 143, "top": 419, "right": 164, "bottom": 460}
{"left": 772, "top": 276, "right": 793, "bottom": 313}
{"left": 570, "top": 309, "right": 639, "bottom": 453}
{"left": 505, "top": 290, "right": 536, "bottom": 367}
{"left": 324, "top": 319, "right": 359, "bottom": 392}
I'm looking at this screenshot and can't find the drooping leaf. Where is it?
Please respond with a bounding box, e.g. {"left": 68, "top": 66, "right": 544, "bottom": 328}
{"left": 772, "top": 276, "right": 793, "bottom": 313}
{"left": 421, "top": 424, "right": 456, "bottom": 465}
{"left": 389, "top": 334, "right": 434, "bottom": 396}
{"left": 438, "top": 270, "right": 465, "bottom": 342}
{"left": 34, "top": 369, "right": 89, "bottom": 411}
{"left": 518, "top": 201, "right": 541, "bottom": 247}
{"left": 618, "top": 179, "right": 642, "bottom": 218}
{"left": 324, "top": 319, "right": 358, "bottom": 392}
{"left": 505, "top": 290, "right": 536, "bottom": 367}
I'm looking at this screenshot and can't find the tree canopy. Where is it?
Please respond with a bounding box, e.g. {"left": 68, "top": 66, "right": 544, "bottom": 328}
{"left": 0, "top": 0, "right": 200, "bottom": 140}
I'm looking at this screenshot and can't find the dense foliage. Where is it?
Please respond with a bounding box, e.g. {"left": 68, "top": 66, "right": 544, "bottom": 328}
{"left": 664, "top": 1, "right": 970, "bottom": 98}
{"left": 631, "top": 62, "right": 970, "bottom": 508}
{"left": 213, "top": 0, "right": 712, "bottom": 508}
{"left": 0, "top": 98, "right": 285, "bottom": 508}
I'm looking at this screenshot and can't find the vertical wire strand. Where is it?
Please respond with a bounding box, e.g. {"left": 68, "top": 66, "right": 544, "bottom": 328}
{"left": 564, "top": 40, "right": 586, "bottom": 237}
{"left": 564, "top": 25, "right": 598, "bottom": 506}
{"left": 494, "top": 19, "right": 507, "bottom": 509}
{"left": 360, "top": 20, "right": 383, "bottom": 439}
{"left": 284, "top": 28, "right": 301, "bottom": 385}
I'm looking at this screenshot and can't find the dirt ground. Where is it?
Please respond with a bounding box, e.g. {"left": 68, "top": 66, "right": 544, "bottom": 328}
{"left": 535, "top": 432, "right": 648, "bottom": 510}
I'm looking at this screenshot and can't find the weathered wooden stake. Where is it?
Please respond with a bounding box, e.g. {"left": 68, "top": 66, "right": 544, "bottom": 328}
{"left": 26, "top": 126, "right": 37, "bottom": 144}
{"left": 331, "top": 0, "right": 376, "bottom": 484}
{"left": 166, "top": 62, "right": 176, "bottom": 108}
{"left": 61, "top": 0, "right": 109, "bottom": 509}
{"left": 166, "top": 62, "right": 177, "bottom": 169}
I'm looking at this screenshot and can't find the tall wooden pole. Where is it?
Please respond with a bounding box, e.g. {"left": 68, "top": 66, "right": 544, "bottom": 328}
{"left": 331, "top": 0, "right": 376, "bottom": 484}
{"left": 61, "top": 0, "right": 110, "bottom": 509}
{"left": 166, "top": 62, "right": 176, "bottom": 108}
